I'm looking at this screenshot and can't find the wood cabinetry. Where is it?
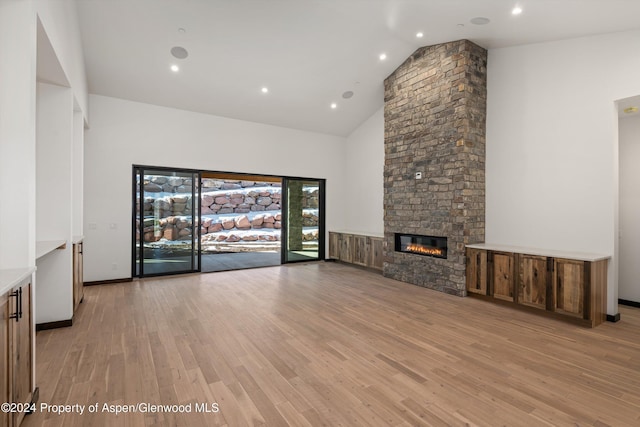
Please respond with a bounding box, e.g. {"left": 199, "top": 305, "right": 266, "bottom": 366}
{"left": 553, "top": 257, "right": 597, "bottom": 319}
{"left": 10, "top": 280, "right": 32, "bottom": 427}
{"left": 329, "top": 232, "right": 383, "bottom": 271}
{"left": 338, "top": 233, "right": 353, "bottom": 264}
{"left": 489, "top": 251, "right": 515, "bottom": 302}
{"left": 73, "top": 241, "right": 84, "bottom": 312}
{"left": 465, "top": 248, "right": 487, "bottom": 295}
{"left": 370, "top": 237, "right": 383, "bottom": 270}
{"left": 465, "top": 244, "right": 608, "bottom": 327}
{"left": 0, "top": 272, "right": 35, "bottom": 427}
{"left": 518, "top": 254, "right": 549, "bottom": 310}
{"left": 353, "top": 235, "right": 369, "bottom": 267}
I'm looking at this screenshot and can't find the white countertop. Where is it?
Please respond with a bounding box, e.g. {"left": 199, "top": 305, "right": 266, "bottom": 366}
{"left": 0, "top": 268, "right": 35, "bottom": 294}
{"left": 330, "top": 230, "right": 385, "bottom": 239}
{"left": 465, "top": 243, "right": 610, "bottom": 262}
{"left": 35, "top": 240, "right": 67, "bottom": 259}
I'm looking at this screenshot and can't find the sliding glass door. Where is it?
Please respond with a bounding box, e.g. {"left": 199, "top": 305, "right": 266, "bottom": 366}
{"left": 133, "top": 166, "right": 200, "bottom": 277}
{"left": 133, "top": 166, "right": 325, "bottom": 276}
{"left": 282, "top": 178, "right": 325, "bottom": 263}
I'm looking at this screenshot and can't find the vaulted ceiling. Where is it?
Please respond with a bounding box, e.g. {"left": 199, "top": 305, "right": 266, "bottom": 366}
{"left": 75, "top": 0, "right": 640, "bottom": 136}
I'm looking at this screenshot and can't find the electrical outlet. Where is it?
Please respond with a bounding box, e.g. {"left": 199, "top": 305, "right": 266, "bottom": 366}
{"left": 88, "top": 223, "right": 97, "bottom": 230}
{"left": 415, "top": 172, "right": 423, "bottom": 179}
{"left": 111, "top": 263, "right": 117, "bottom": 270}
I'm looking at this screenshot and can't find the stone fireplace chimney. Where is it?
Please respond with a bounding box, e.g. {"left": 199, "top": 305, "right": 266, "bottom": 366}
{"left": 383, "top": 39, "right": 487, "bottom": 296}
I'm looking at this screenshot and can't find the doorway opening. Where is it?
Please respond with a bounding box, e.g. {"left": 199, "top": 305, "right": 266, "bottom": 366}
{"left": 618, "top": 94, "right": 640, "bottom": 306}
{"left": 132, "top": 166, "right": 325, "bottom": 278}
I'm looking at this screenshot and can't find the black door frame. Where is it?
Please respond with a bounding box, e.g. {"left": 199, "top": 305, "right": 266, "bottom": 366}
{"left": 281, "top": 177, "right": 326, "bottom": 264}
{"left": 132, "top": 165, "right": 202, "bottom": 278}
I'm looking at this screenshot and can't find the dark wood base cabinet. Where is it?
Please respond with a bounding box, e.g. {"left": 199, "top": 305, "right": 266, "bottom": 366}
{"left": 466, "top": 245, "right": 609, "bottom": 327}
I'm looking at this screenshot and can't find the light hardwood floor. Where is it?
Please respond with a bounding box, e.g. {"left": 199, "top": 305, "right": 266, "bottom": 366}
{"left": 23, "top": 262, "right": 640, "bottom": 426}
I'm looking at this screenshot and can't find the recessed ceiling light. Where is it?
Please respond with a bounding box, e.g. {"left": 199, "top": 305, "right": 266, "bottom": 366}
{"left": 416, "top": 32, "right": 423, "bottom": 38}
{"left": 342, "top": 91, "right": 354, "bottom": 99}
{"left": 512, "top": 7, "right": 523, "bottom": 15}
{"left": 170, "top": 64, "right": 179, "bottom": 72}
{"left": 261, "top": 87, "right": 269, "bottom": 94}
{"left": 330, "top": 103, "right": 337, "bottom": 109}
{"left": 170, "top": 46, "right": 189, "bottom": 59}
{"left": 624, "top": 106, "right": 639, "bottom": 114}
{"left": 379, "top": 53, "right": 387, "bottom": 61}
{"left": 470, "top": 17, "right": 491, "bottom": 25}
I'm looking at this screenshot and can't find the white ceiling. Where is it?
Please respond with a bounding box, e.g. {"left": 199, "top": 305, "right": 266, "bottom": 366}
{"left": 75, "top": 0, "right": 640, "bottom": 136}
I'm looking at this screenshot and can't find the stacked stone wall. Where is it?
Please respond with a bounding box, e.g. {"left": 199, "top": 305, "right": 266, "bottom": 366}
{"left": 383, "top": 39, "right": 487, "bottom": 296}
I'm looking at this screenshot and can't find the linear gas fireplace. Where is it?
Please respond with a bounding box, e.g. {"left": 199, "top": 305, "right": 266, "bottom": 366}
{"left": 395, "top": 234, "right": 448, "bottom": 259}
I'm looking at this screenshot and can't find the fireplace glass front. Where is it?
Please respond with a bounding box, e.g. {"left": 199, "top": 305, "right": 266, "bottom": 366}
{"left": 395, "top": 233, "right": 447, "bottom": 259}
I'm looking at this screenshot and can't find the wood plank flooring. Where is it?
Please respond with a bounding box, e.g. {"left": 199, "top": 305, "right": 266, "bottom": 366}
{"left": 22, "top": 262, "right": 640, "bottom": 426}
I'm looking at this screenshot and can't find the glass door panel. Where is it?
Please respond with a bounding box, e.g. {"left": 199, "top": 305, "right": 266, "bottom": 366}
{"left": 133, "top": 167, "right": 200, "bottom": 277}
{"left": 282, "top": 178, "right": 325, "bottom": 263}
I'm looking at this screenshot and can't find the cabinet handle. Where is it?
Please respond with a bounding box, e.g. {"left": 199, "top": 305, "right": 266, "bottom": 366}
{"left": 9, "top": 290, "right": 19, "bottom": 322}
{"left": 18, "top": 287, "right": 23, "bottom": 319}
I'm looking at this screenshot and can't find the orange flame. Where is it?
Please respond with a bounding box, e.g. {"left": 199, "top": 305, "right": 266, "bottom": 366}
{"left": 406, "top": 244, "right": 445, "bottom": 257}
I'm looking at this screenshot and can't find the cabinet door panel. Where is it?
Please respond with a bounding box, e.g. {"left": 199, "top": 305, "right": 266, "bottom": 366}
{"left": 554, "top": 259, "right": 584, "bottom": 317}
{"left": 466, "top": 249, "right": 487, "bottom": 295}
{"left": 12, "top": 282, "right": 32, "bottom": 427}
{"left": 370, "top": 238, "right": 384, "bottom": 270}
{"left": 519, "top": 255, "right": 548, "bottom": 309}
{"left": 328, "top": 232, "right": 339, "bottom": 260}
{"left": 353, "top": 235, "right": 368, "bottom": 266}
{"left": 338, "top": 234, "right": 353, "bottom": 263}
{"left": 492, "top": 252, "right": 514, "bottom": 302}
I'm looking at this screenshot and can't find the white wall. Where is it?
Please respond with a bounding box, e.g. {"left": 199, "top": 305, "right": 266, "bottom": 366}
{"left": 35, "top": 0, "right": 89, "bottom": 121}
{"left": 343, "top": 107, "right": 384, "bottom": 235}
{"left": 35, "top": 82, "right": 74, "bottom": 323}
{"left": 486, "top": 29, "right": 640, "bottom": 315}
{"left": 0, "top": 0, "right": 38, "bottom": 269}
{"left": 72, "top": 110, "right": 85, "bottom": 237}
{"left": 619, "top": 114, "right": 640, "bottom": 303}
{"left": 83, "top": 95, "right": 346, "bottom": 281}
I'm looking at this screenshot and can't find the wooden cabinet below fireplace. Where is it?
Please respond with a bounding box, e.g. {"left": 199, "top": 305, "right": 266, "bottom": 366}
{"left": 465, "top": 244, "right": 609, "bottom": 327}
